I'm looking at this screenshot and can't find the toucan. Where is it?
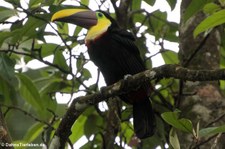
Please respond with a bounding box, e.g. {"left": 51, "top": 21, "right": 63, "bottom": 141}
{"left": 51, "top": 9, "right": 155, "bottom": 139}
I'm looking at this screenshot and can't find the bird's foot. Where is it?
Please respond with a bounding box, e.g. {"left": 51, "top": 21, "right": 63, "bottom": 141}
{"left": 100, "top": 86, "right": 107, "bottom": 97}
{"left": 123, "top": 74, "right": 132, "bottom": 80}
{"left": 120, "top": 74, "right": 133, "bottom": 92}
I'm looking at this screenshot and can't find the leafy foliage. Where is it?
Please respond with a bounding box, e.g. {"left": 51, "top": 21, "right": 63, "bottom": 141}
{"left": 0, "top": 0, "right": 225, "bottom": 148}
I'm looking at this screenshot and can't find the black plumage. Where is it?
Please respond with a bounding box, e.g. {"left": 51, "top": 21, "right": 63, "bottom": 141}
{"left": 87, "top": 11, "right": 155, "bottom": 139}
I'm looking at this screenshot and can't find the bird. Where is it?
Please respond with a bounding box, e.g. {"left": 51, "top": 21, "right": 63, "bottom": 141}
{"left": 51, "top": 9, "right": 155, "bottom": 139}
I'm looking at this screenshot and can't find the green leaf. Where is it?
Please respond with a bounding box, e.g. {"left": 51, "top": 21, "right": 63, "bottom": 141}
{"left": 203, "top": 3, "right": 221, "bottom": 14}
{"left": 11, "top": 16, "right": 46, "bottom": 43}
{"left": 121, "top": 122, "right": 134, "bottom": 141}
{"left": 169, "top": 128, "right": 180, "bottom": 149}
{"left": 20, "top": 69, "right": 58, "bottom": 118}
{"left": 81, "top": 68, "right": 91, "bottom": 81}
{"left": 29, "top": 0, "right": 42, "bottom": 8}
{"left": 0, "top": 7, "right": 17, "bottom": 21}
{"left": 199, "top": 125, "right": 225, "bottom": 137}
{"left": 144, "top": 0, "right": 156, "bottom": 6}
{"left": 167, "top": 0, "right": 177, "bottom": 10}
{"left": 70, "top": 114, "right": 87, "bottom": 143}
{"left": 35, "top": 43, "right": 62, "bottom": 58}
{"left": 76, "top": 54, "right": 85, "bottom": 71}
{"left": 17, "top": 73, "right": 44, "bottom": 114}
{"left": 132, "top": 0, "right": 141, "bottom": 10}
{"left": 84, "top": 114, "right": 102, "bottom": 138}
{"left": 73, "top": 26, "right": 83, "bottom": 37}
{"left": 161, "top": 111, "right": 193, "bottom": 133}
{"left": 39, "top": 80, "right": 68, "bottom": 94}
{"left": 54, "top": 104, "right": 67, "bottom": 117}
{"left": 81, "top": 0, "right": 89, "bottom": 5}
{"left": 23, "top": 122, "right": 45, "bottom": 142}
{"left": 80, "top": 142, "right": 92, "bottom": 149}
{"left": 0, "top": 31, "right": 11, "bottom": 47}
{"left": 83, "top": 107, "right": 103, "bottom": 138}
{"left": 146, "top": 10, "right": 167, "bottom": 40}
{"left": 53, "top": 50, "right": 70, "bottom": 71}
{"left": 133, "top": 12, "right": 146, "bottom": 23}
{"left": 220, "top": 47, "right": 225, "bottom": 69}
{"left": 0, "top": 53, "right": 18, "bottom": 86}
{"left": 57, "top": 22, "right": 69, "bottom": 37}
{"left": 161, "top": 50, "right": 178, "bottom": 64}
{"left": 0, "top": 77, "right": 17, "bottom": 104}
{"left": 11, "top": 20, "right": 23, "bottom": 31}
{"left": 184, "top": 0, "right": 213, "bottom": 22}
{"left": 161, "top": 22, "right": 179, "bottom": 43}
{"left": 194, "top": 9, "right": 225, "bottom": 37}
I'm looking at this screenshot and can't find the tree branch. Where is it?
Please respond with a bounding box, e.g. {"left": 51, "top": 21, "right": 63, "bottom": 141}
{"left": 49, "top": 64, "right": 225, "bottom": 149}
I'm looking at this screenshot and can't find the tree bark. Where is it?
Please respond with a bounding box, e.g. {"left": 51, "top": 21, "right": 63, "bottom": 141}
{"left": 0, "top": 107, "right": 13, "bottom": 149}
{"left": 178, "top": 1, "right": 225, "bottom": 148}
{"left": 103, "top": 97, "right": 121, "bottom": 149}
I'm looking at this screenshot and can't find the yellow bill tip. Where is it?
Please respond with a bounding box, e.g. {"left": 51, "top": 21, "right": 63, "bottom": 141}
{"left": 51, "top": 9, "right": 89, "bottom": 22}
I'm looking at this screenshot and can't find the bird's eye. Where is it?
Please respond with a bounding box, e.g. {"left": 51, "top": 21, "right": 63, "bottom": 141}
{"left": 98, "top": 12, "right": 103, "bottom": 18}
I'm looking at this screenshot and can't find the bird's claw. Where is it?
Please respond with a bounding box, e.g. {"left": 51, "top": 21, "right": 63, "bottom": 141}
{"left": 100, "top": 86, "right": 107, "bottom": 96}
{"left": 124, "top": 74, "right": 132, "bottom": 80}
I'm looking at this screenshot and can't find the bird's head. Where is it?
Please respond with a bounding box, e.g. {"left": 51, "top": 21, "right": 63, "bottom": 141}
{"left": 51, "top": 9, "right": 115, "bottom": 42}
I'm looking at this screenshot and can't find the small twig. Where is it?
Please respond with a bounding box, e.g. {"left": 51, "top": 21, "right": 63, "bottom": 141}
{"left": 191, "top": 134, "right": 218, "bottom": 149}
{"left": 1, "top": 49, "right": 71, "bottom": 74}
{"left": 67, "top": 139, "right": 74, "bottom": 149}
{"left": 211, "top": 133, "right": 222, "bottom": 149}
{"left": 205, "top": 112, "right": 225, "bottom": 127}
{"left": 182, "top": 33, "right": 210, "bottom": 67}
{"left": 0, "top": 104, "right": 53, "bottom": 129}
{"left": 110, "top": 0, "right": 118, "bottom": 12}
{"left": 47, "top": 109, "right": 59, "bottom": 125}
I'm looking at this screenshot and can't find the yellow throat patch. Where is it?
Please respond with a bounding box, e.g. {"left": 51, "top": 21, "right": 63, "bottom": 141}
{"left": 85, "top": 12, "right": 111, "bottom": 41}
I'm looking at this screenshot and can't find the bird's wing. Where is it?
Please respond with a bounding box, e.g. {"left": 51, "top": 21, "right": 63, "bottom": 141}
{"left": 111, "top": 29, "right": 140, "bottom": 55}
{"left": 111, "top": 29, "right": 145, "bottom": 69}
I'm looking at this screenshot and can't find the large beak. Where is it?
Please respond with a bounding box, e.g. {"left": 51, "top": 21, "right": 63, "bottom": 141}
{"left": 51, "top": 9, "right": 97, "bottom": 29}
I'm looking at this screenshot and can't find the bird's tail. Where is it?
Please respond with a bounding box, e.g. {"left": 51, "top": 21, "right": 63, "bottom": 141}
{"left": 133, "top": 98, "right": 155, "bottom": 139}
